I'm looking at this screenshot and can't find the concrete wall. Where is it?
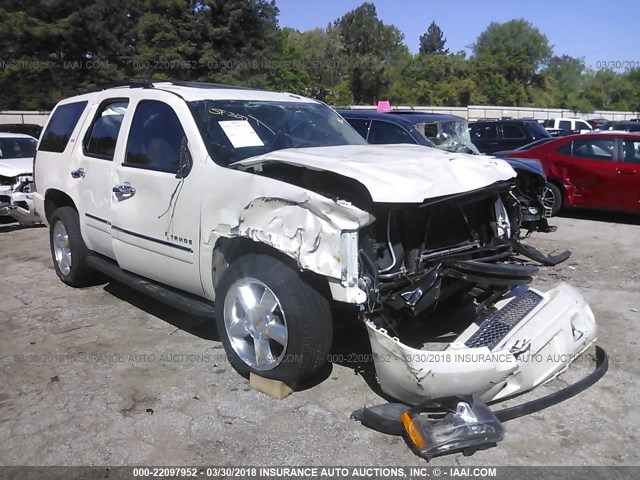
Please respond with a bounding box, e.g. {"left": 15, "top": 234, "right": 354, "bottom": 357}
{"left": 2, "top": 105, "right": 638, "bottom": 126}
{"left": 0, "top": 111, "right": 51, "bottom": 126}
{"left": 342, "top": 105, "right": 638, "bottom": 122}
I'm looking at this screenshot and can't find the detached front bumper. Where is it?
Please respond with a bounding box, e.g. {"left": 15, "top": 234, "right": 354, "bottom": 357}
{"left": 366, "top": 282, "right": 596, "bottom": 404}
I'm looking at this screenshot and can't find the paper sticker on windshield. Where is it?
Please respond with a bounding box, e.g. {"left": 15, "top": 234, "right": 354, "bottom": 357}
{"left": 219, "top": 120, "right": 264, "bottom": 148}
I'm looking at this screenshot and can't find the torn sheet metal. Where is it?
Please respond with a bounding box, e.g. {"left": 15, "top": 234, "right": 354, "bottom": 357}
{"left": 232, "top": 144, "right": 517, "bottom": 203}
{"left": 366, "top": 283, "right": 597, "bottom": 405}
{"left": 208, "top": 190, "right": 374, "bottom": 282}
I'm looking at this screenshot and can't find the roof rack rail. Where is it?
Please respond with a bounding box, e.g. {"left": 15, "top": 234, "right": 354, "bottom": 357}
{"left": 167, "top": 80, "right": 255, "bottom": 90}
{"left": 77, "top": 80, "right": 156, "bottom": 95}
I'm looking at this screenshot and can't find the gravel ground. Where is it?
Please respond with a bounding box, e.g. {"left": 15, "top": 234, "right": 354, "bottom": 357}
{"left": 0, "top": 211, "right": 639, "bottom": 467}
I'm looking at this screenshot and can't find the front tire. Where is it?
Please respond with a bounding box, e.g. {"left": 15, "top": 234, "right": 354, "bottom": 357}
{"left": 215, "top": 253, "right": 333, "bottom": 383}
{"left": 542, "top": 182, "right": 563, "bottom": 216}
{"left": 49, "top": 207, "right": 98, "bottom": 287}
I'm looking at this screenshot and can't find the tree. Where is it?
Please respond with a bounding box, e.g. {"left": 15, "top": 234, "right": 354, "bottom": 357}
{"left": 419, "top": 21, "right": 448, "bottom": 55}
{"left": 472, "top": 19, "right": 552, "bottom": 106}
{"left": 334, "top": 2, "right": 407, "bottom": 103}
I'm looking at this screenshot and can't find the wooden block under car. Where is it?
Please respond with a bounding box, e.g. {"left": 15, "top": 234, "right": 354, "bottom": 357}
{"left": 249, "top": 373, "right": 293, "bottom": 400}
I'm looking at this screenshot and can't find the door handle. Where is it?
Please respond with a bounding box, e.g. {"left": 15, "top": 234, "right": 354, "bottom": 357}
{"left": 617, "top": 169, "right": 637, "bottom": 175}
{"left": 71, "top": 168, "right": 86, "bottom": 179}
{"left": 113, "top": 184, "right": 136, "bottom": 198}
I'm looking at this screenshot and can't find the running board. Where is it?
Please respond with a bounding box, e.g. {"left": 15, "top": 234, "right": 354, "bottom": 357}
{"left": 86, "top": 256, "right": 216, "bottom": 317}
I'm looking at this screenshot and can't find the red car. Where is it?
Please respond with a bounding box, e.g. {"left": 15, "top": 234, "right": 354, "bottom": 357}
{"left": 503, "top": 132, "right": 640, "bottom": 215}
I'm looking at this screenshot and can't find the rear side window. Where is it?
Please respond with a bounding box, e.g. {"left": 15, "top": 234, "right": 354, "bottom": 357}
{"left": 125, "top": 100, "right": 186, "bottom": 174}
{"left": 367, "top": 121, "right": 413, "bottom": 144}
{"left": 84, "top": 100, "right": 128, "bottom": 160}
{"left": 470, "top": 124, "right": 498, "bottom": 140}
{"left": 524, "top": 121, "right": 551, "bottom": 139}
{"left": 559, "top": 120, "right": 572, "bottom": 131}
{"left": 502, "top": 124, "right": 526, "bottom": 139}
{"left": 39, "top": 101, "right": 87, "bottom": 153}
{"left": 623, "top": 139, "right": 640, "bottom": 163}
{"left": 560, "top": 138, "right": 616, "bottom": 161}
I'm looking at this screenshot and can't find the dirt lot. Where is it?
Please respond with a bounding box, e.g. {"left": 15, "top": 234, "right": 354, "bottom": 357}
{"left": 1, "top": 211, "right": 639, "bottom": 467}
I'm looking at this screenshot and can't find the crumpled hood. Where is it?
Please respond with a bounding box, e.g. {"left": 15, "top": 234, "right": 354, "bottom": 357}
{"left": 232, "top": 144, "right": 516, "bottom": 203}
{"left": 0, "top": 158, "right": 33, "bottom": 177}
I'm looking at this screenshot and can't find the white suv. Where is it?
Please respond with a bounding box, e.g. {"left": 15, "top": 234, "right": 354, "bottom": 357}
{"left": 33, "top": 82, "right": 596, "bottom": 403}
{"left": 544, "top": 118, "right": 592, "bottom": 134}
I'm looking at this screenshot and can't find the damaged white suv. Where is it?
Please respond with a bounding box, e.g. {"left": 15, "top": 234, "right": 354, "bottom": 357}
{"left": 33, "top": 82, "right": 596, "bottom": 404}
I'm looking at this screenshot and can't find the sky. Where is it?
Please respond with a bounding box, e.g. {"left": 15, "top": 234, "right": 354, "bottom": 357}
{"left": 275, "top": 0, "right": 640, "bottom": 69}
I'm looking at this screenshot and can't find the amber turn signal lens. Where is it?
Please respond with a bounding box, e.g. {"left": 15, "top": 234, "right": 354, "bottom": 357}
{"left": 400, "top": 412, "right": 427, "bottom": 450}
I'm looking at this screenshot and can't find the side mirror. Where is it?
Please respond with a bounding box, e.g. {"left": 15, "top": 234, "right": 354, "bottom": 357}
{"left": 176, "top": 137, "right": 193, "bottom": 179}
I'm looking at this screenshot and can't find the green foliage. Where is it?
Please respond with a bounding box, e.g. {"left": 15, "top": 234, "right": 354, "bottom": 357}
{"left": 419, "top": 21, "right": 449, "bottom": 55}
{"left": 472, "top": 19, "right": 552, "bottom": 106}
{"left": 0, "top": 2, "right": 638, "bottom": 112}
{"left": 334, "top": 2, "right": 407, "bottom": 103}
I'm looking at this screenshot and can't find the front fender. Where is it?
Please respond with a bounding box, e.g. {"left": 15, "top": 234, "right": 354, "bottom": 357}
{"left": 207, "top": 194, "right": 374, "bottom": 282}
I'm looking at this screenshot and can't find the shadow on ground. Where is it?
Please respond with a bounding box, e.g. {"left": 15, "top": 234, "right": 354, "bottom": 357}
{"left": 559, "top": 208, "right": 640, "bottom": 226}
{"left": 103, "top": 280, "right": 219, "bottom": 341}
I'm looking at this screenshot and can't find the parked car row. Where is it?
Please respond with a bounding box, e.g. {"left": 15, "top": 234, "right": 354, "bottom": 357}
{"left": 499, "top": 131, "right": 640, "bottom": 215}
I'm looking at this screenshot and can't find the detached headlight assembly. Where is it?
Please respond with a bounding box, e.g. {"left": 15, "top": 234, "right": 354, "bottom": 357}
{"left": 401, "top": 400, "right": 504, "bottom": 461}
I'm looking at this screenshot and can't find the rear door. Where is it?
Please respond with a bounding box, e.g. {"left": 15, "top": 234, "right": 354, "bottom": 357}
{"left": 616, "top": 137, "right": 640, "bottom": 212}
{"left": 499, "top": 123, "right": 529, "bottom": 151}
{"left": 553, "top": 136, "right": 618, "bottom": 209}
{"left": 76, "top": 99, "right": 129, "bottom": 257}
{"left": 110, "top": 95, "right": 204, "bottom": 296}
{"left": 469, "top": 123, "right": 499, "bottom": 153}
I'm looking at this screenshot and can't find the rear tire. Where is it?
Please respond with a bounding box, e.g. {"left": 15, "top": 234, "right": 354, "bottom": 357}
{"left": 215, "top": 253, "right": 333, "bottom": 383}
{"left": 542, "top": 182, "right": 563, "bottom": 216}
{"left": 49, "top": 207, "right": 99, "bottom": 287}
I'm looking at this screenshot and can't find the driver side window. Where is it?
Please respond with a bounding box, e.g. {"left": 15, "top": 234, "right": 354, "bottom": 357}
{"left": 125, "top": 101, "right": 186, "bottom": 174}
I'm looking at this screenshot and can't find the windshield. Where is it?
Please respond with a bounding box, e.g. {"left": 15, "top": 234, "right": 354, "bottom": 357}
{"left": 0, "top": 137, "right": 37, "bottom": 159}
{"left": 414, "top": 120, "right": 480, "bottom": 154}
{"left": 188, "top": 100, "right": 367, "bottom": 166}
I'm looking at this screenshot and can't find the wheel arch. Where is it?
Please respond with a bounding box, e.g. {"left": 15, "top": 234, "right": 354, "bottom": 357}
{"left": 44, "top": 189, "right": 77, "bottom": 223}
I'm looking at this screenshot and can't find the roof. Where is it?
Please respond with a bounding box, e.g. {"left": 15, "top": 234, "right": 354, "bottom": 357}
{"left": 337, "top": 109, "right": 464, "bottom": 124}
{"left": 585, "top": 130, "right": 640, "bottom": 137}
{"left": 470, "top": 119, "right": 541, "bottom": 124}
{"left": 0, "top": 132, "right": 37, "bottom": 140}
{"left": 60, "top": 81, "right": 318, "bottom": 105}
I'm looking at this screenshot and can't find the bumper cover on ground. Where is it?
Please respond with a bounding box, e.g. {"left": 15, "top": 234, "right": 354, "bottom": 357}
{"left": 366, "top": 282, "right": 597, "bottom": 404}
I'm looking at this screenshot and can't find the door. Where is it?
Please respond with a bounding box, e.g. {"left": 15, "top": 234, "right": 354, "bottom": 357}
{"left": 110, "top": 98, "right": 204, "bottom": 296}
{"left": 553, "top": 136, "right": 618, "bottom": 209}
{"left": 500, "top": 123, "right": 529, "bottom": 151}
{"left": 77, "top": 99, "right": 129, "bottom": 257}
{"left": 469, "top": 123, "right": 499, "bottom": 153}
{"left": 616, "top": 138, "right": 640, "bottom": 212}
